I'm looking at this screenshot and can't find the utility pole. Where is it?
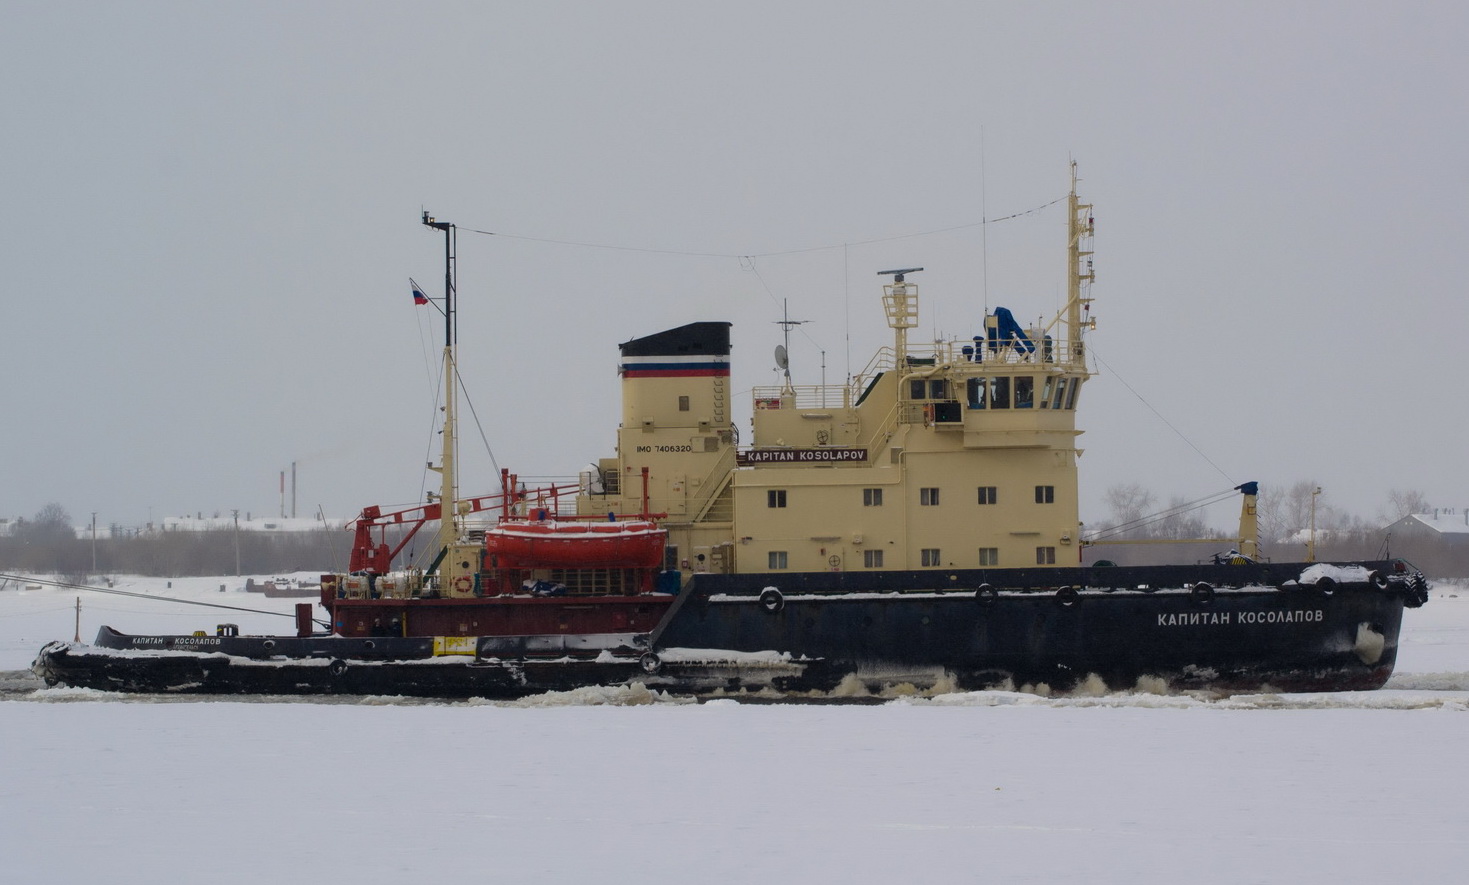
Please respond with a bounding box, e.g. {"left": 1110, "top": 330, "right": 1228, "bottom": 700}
{"left": 1307, "top": 487, "right": 1322, "bottom": 563}
{"left": 90, "top": 511, "right": 97, "bottom": 574}
{"left": 232, "top": 509, "right": 241, "bottom": 576}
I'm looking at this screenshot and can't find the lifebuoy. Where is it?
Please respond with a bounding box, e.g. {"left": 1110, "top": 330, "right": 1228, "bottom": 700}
{"left": 453, "top": 576, "right": 474, "bottom": 594}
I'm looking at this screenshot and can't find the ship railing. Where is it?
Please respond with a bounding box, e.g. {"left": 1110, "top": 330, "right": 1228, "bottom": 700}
{"left": 750, "top": 341, "right": 1083, "bottom": 414}
{"left": 859, "top": 338, "right": 1085, "bottom": 375}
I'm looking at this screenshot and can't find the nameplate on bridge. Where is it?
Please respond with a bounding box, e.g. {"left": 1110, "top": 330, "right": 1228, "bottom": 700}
{"left": 737, "top": 448, "right": 868, "bottom": 465}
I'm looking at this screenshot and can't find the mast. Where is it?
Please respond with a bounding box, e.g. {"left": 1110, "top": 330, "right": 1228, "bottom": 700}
{"left": 879, "top": 267, "right": 923, "bottom": 384}
{"left": 422, "top": 211, "right": 460, "bottom": 560}
{"left": 1065, "top": 162, "right": 1095, "bottom": 366}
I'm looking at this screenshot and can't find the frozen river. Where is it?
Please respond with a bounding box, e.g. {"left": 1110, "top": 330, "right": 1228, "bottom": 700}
{"left": 3, "top": 575, "right": 1467, "bottom": 883}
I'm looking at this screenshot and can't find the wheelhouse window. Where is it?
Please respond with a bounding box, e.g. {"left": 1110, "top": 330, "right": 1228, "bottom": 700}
{"left": 863, "top": 488, "right": 883, "bottom": 507}
{"left": 921, "top": 548, "right": 942, "bottom": 567}
{"left": 978, "top": 486, "right": 997, "bottom": 505}
{"left": 1035, "top": 485, "right": 1054, "bottom": 504}
{"left": 979, "top": 547, "right": 999, "bottom": 566}
{"left": 863, "top": 549, "right": 884, "bottom": 568}
{"left": 967, "top": 377, "right": 985, "bottom": 409}
{"left": 1050, "top": 378, "right": 1068, "bottom": 410}
{"left": 1015, "top": 377, "right": 1034, "bottom": 409}
{"left": 768, "top": 551, "right": 788, "bottom": 569}
{"left": 1065, "top": 380, "right": 1081, "bottom": 410}
{"left": 1036, "top": 546, "right": 1056, "bottom": 565}
{"left": 920, "top": 487, "right": 940, "bottom": 506}
{"left": 990, "top": 377, "right": 1011, "bottom": 409}
{"left": 768, "top": 489, "right": 787, "bottom": 508}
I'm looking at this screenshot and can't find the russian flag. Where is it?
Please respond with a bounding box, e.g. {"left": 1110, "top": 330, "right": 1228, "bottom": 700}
{"left": 410, "top": 278, "right": 429, "bottom": 305}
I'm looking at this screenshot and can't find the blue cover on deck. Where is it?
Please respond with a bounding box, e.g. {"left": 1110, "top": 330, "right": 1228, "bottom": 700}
{"left": 988, "top": 307, "right": 1035, "bottom": 353}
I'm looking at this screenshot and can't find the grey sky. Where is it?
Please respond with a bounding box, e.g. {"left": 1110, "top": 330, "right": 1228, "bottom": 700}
{"left": 5, "top": 1, "right": 1465, "bottom": 533}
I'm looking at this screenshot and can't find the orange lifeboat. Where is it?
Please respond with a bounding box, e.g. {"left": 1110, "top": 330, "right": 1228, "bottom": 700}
{"left": 483, "top": 519, "right": 666, "bottom": 569}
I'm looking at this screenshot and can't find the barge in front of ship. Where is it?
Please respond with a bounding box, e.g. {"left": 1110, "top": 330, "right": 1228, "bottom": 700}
{"left": 32, "top": 166, "right": 1430, "bottom": 698}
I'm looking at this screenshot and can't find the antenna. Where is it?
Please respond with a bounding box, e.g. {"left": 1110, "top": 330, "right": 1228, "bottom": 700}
{"left": 773, "top": 298, "right": 807, "bottom": 392}
{"left": 878, "top": 267, "right": 924, "bottom": 283}
{"left": 879, "top": 268, "right": 923, "bottom": 373}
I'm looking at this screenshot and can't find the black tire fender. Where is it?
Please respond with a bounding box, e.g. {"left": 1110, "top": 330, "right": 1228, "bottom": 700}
{"left": 1056, "top": 586, "right": 1079, "bottom": 607}
{"left": 1190, "top": 582, "right": 1215, "bottom": 605}
{"left": 328, "top": 658, "right": 348, "bottom": 677}
{"left": 759, "top": 587, "right": 785, "bottom": 614}
{"left": 975, "top": 584, "right": 998, "bottom": 605}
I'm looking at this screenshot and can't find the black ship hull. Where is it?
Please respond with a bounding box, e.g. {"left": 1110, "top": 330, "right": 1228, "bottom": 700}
{"left": 31, "top": 561, "right": 1428, "bottom": 698}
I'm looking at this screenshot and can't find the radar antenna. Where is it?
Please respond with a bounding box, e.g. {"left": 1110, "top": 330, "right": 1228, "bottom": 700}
{"left": 878, "top": 268, "right": 923, "bottom": 371}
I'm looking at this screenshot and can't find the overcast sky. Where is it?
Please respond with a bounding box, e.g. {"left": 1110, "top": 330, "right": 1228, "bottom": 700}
{"left": 4, "top": 1, "right": 1466, "bottom": 534}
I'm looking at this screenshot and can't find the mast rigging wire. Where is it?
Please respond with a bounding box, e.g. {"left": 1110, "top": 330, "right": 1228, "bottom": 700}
{"left": 456, "top": 196, "right": 1067, "bottom": 260}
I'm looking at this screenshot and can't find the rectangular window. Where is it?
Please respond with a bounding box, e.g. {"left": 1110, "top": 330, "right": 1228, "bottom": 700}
{"left": 920, "top": 487, "right": 940, "bottom": 506}
{"left": 929, "top": 379, "right": 948, "bottom": 400}
{"left": 1036, "top": 546, "right": 1056, "bottom": 565}
{"left": 979, "top": 547, "right": 999, "bottom": 566}
{"left": 1015, "top": 376, "right": 1034, "bottom": 409}
{"left": 1040, "top": 378, "right": 1054, "bottom": 409}
{"left": 1035, "top": 485, "right": 1055, "bottom": 504}
{"left": 909, "top": 379, "right": 926, "bottom": 400}
{"left": 1051, "top": 378, "right": 1068, "bottom": 410}
{"left": 768, "top": 489, "right": 787, "bottom": 508}
{"left": 863, "top": 488, "right": 883, "bottom": 507}
{"left": 967, "top": 377, "right": 985, "bottom": 409}
{"left": 991, "top": 376, "right": 1011, "bottom": 409}
{"left": 863, "top": 549, "right": 884, "bottom": 568}
{"left": 921, "top": 548, "right": 942, "bottom": 567}
{"left": 1065, "top": 381, "right": 1081, "bottom": 410}
{"left": 977, "top": 486, "right": 997, "bottom": 505}
{"left": 768, "top": 551, "right": 788, "bottom": 569}
{"left": 678, "top": 395, "right": 690, "bottom": 411}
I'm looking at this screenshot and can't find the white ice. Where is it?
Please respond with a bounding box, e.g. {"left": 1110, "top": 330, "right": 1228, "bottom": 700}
{"left": 2, "top": 575, "right": 1468, "bottom": 883}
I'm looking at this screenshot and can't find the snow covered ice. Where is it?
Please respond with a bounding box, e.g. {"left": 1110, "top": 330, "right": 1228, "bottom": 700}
{"left": 3, "top": 576, "right": 1468, "bottom": 883}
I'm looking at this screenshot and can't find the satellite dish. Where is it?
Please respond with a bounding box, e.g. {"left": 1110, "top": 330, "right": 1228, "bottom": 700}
{"left": 774, "top": 345, "right": 788, "bottom": 370}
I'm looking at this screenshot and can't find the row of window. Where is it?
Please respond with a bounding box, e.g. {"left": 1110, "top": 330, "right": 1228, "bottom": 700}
{"left": 907, "top": 377, "right": 1081, "bottom": 411}
{"left": 771, "top": 486, "right": 1056, "bottom": 508}
{"left": 767, "top": 546, "right": 1058, "bottom": 569}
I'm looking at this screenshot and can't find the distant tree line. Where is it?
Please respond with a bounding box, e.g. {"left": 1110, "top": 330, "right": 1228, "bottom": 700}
{"left": 1, "top": 503, "right": 355, "bottom": 581}
{"left": 1087, "top": 481, "right": 1465, "bottom": 577}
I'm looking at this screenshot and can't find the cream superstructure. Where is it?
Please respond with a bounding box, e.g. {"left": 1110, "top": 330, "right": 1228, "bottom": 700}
{"left": 578, "top": 165, "right": 1097, "bottom": 577}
